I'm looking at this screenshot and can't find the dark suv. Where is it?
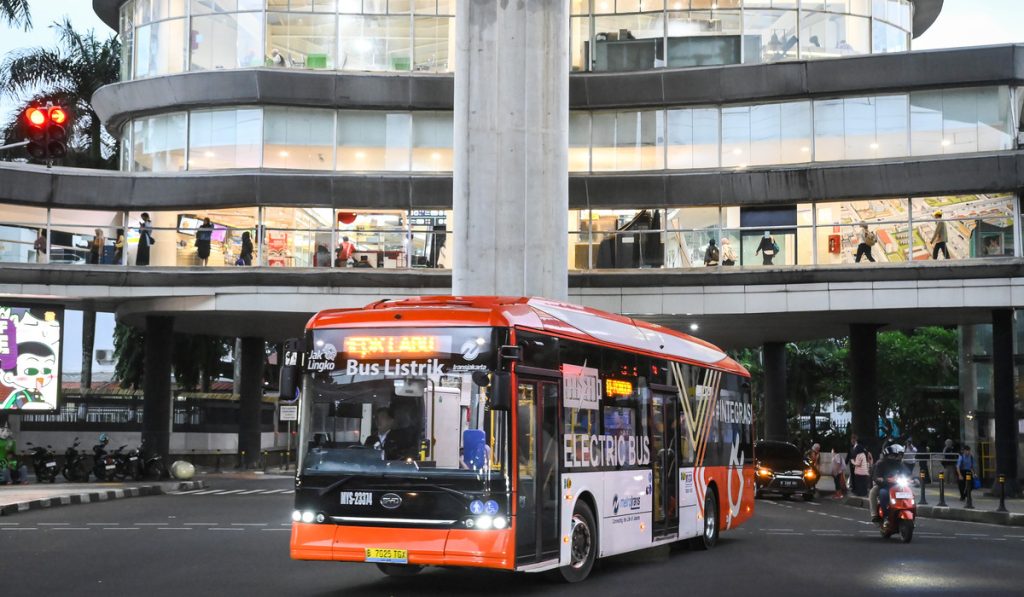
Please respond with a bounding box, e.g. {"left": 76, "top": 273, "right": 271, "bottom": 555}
{"left": 753, "top": 440, "right": 817, "bottom": 500}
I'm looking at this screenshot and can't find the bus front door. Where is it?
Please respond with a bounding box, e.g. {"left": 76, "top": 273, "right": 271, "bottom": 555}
{"left": 651, "top": 393, "right": 680, "bottom": 538}
{"left": 515, "top": 379, "right": 560, "bottom": 565}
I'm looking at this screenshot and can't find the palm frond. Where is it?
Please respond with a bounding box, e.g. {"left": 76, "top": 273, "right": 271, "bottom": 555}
{"left": 0, "top": 0, "right": 31, "bottom": 30}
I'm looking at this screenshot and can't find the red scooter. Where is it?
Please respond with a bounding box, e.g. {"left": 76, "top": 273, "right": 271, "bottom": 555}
{"left": 877, "top": 475, "right": 916, "bottom": 543}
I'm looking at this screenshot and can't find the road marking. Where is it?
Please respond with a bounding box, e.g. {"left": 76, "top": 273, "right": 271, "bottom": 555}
{"left": 762, "top": 528, "right": 794, "bottom": 532}
{"left": 50, "top": 528, "right": 88, "bottom": 531}
{"left": 214, "top": 489, "right": 248, "bottom": 495}
{"left": 238, "top": 490, "right": 269, "bottom": 495}
{"left": 260, "top": 529, "right": 291, "bottom": 532}
{"left": 210, "top": 528, "right": 245, "bottom": 531}
{"left": 38, "top": 522, "right": 69, "bottom": 526}
{"left": 1003, "top": 535, "right": 1024, "bottom": 538}
{"left": 766, "top": 532, "right": 804, "bottom": 536}
{"left": 262, "top": 489, "right": 293, "bottom": 494}
{"left": 157, "top": 527, "right": 192, "bottom": 531}
{"left": 282, "top": 490, "right": 294, "bottom": 494}
{"left": 811, "top": 529, "right": 842, "bottom": 533}
{"left": 134, "top": 523, "right": 167, "bottom": 526}
{"left": 280, "top": 523, "right": 292, "bottom": 526}
{"left": 87, "top": 523, "right": 118, "bottom": 526}
{"left": 184, "top": 522, "right": 218, "bottom": 526}
{"left": 189, "top": 490, "right": 224, "bottom": 495}
{"left": 956, "top": 533, "right": 988, "bottom": 537}
{"left": 230, "top": 523, "right": 267, "bottom": 526}
{"left": 104, "top": 528, "right": 139, "bottom": 531}
{"left": 168, "top": 489, "right": 206, "bottom": 495}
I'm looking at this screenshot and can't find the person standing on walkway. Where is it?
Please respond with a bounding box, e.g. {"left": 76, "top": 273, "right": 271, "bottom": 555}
{"left": 941, "top": 438, "right": 958, "bottom": 492}
{"left": 846, "top": 433, "right": 864, "bottom": 491}
{"left": 136, "top": 213, "right": 154, "bottom": 266}
{"left": 830, "top": 449, "right": 846, "bottom": 499}
{"left": 89, "top": 229, "right": 106, "bottom": 265}
{"left": 720, "top": 238, "right": 737, "bottom": 266}
{"left": 703, "top": 238, "right": 719, "bottom": 266}
{"left": 33, "top": 229, "right": 47, "bottom": 263}
{"left": 755, "top": 231, "right": 778, "bottom": 265}
{"left": 854, "top": 223, "right": 876, "bottom": 263}
{"left": 335, "top": 235, "right": 356, "bottom": 267}
{"left": 930, "top": 210, "right": 950, "bottom": 259}
{"left": 195, "top": 217, "right": 213, "bottom": 266}
{"left": 852, "top": 449, "right": 870, "bottom": 496}
{"left": 239, "top": 231, "right": 254, "bottom": 266}
{"left": 957, "top": 445, "right": 976, "bottom": 501}
{"left": 113, "top": 228, "right": 125, "bottom": 265}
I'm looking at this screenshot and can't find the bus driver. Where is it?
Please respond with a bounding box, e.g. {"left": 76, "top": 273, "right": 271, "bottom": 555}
{"left": 363, "top": 407, "right": 415, "bottom": 460}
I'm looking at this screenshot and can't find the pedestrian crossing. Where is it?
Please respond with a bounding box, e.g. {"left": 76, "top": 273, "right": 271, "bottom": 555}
{"left": 168, "top": 488, "right": 294, "bottom": 496}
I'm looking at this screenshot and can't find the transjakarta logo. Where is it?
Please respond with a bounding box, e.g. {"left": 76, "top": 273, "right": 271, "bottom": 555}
{"left": 308, "top": 343, "right": 338, "bottom": 372}
{"left": 612, "top": 494, "right": 641, "bottom": 515}
{"left": 564, "top": 434, "right": 651, "bottom": 468}
{"left": 459, "top": 339, "right": 482, "bottom": 361}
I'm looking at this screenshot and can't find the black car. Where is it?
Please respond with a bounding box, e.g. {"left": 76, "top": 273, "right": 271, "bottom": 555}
{"left": 753, "top": 440, "right": 817, "bottom": 500}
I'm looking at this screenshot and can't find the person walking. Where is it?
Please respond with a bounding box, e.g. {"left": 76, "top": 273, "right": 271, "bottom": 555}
{"left": 930, "top": 210, "right": 950, "bottom": 259}
{"left": 852, "top": 449, "right": 870, "bottom": 496}
{"left": 239, "top": 231, "right": 254, "bottom": 266}
{"left": 335, "top": 235, "right": 356, "bottom": 267}
{"left": 755, "top": 231, "right": 778, "bottom": 265}
{"left": 720, "top": 238, "right": 737, "bottom": 266}
{"left": 703, "top": 239, "right": 719, "bottom": 266}
{"left": 904, "top": 436, "right": 918, "bottom": 478}
{"left": 956, "top": 445, "right": 976, "bottom": 501}
{"left": 195, "top": 217, "right": 213, "bottom": 266}
{"left": 854, "top": 223, "right": 876, "bottom": 263}
{"left": 136, "top": 213, "right": 154, "bottom": 266}
{"left": 33, "top": 229, "right": 47, "bottom": 263}
{"left": 830, "top": 449, "right": 846, "bottom": 499}
{"left": 846, "top": 433, "right": 864, "bottom": 491}
{"left": 113, "top": 228, "right": 125, "bottom": 265}
{"left": 941, "top": 438, "right": 958, "bottom": 492}
{"left": 89, "top": 229, "right": 106, "bottom": 264}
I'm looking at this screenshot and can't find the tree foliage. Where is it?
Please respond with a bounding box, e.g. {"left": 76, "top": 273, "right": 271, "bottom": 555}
{"left": 0, "top": 0, "right": 31, "bottom": 30}
{"left": 112, "top": 322, "right": 145, "bottom": 390}
{"left": 172, "top": 335, "right": 232, "bottom": 392}
{"left": 0, "top": 18, "right": 120, "bottom": 168}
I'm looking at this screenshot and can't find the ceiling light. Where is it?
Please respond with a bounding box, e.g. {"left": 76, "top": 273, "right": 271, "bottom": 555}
{"left": 355, "top": 151, "right": 366, "bottom": 159}
{"left": 431, "top": 152, "right": 441, "bottom": 160}
{"left": 941, "top": 139, "right": 952, "bottom": 147}
{"left": 689, "top": 323, "right": 699, "bottom": 331}
{"left": 732, "top": 148, "right": 742, "bottom": 155}
{"left": 800, "top": 146, "right": 810, "bottom": 153}
{"left": 279, "top": 151, "right": 289, "bottom": 158}
{"left": 869, "top": 143, "right": 879, "bottom": 150}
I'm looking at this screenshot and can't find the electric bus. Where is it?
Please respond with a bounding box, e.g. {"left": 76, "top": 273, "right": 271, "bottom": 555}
{"left": 285, "top": 296, "right": 754, "bottom": 582}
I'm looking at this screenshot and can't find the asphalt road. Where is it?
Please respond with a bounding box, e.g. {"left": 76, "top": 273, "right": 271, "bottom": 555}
{"left": 2, "top": 478, "right": 1022, "bottom": 597}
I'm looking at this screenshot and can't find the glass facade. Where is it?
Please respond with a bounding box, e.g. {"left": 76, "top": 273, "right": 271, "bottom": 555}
{"left": 3, "top": 194, "right": 1016, "bottom": 269}
{"left": 118, "top": 0, "right": 911, "bottom": 80}
{"left": 119, "top": 86, "right": 1017, "bottom": 173}
{"left": 118, "top": 0, "right": 455, "bottom": 80}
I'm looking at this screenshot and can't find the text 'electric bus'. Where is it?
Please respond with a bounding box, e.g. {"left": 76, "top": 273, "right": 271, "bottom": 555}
{"left": 284, "top": 296, "right": 754, "bottom": 582}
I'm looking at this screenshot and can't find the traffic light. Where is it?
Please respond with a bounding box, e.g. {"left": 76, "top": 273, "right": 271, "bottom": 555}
{"left": 23, "top": 105, "right": 69, "bottom": 163}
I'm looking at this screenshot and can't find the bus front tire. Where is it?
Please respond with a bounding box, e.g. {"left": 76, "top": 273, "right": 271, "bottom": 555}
{"left": 690, "top": 490, "right": 719, "bottom": 551}
{"left": 552, "top": 501, "right": 597, "bottom": 583}
{"left": 376, "top": 563, "right": 423, "bottom": 577}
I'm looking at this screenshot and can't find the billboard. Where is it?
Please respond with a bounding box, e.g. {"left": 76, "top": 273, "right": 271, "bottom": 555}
{"left": 0, "top": 305, "right": 63, "bottom": 411}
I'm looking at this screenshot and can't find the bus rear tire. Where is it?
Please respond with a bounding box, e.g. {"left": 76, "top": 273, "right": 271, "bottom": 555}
{"left": 551, "top": 501, "right": 597, "bottom": 583}
{"left": 690, "top": 491, "right": 719, "bottom": 551}
{"left": 376, "top": 563, "right": 423, "bottom": 577}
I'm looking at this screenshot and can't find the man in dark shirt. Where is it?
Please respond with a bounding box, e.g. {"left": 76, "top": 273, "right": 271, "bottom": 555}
{"left": 363, "top": 407, "right": 414, "bottom": 460}
{"left": 871, "top": 444, "right": 912, "bottom": 522}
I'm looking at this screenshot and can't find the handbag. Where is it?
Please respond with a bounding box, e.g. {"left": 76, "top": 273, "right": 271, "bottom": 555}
{"left": 972, "top": 476, "right": 981, "bottom": 489}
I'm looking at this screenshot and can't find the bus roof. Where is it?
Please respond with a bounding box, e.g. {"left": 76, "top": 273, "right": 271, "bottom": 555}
{"left": 306, "top": 296, "right": 749, "bottom": 377}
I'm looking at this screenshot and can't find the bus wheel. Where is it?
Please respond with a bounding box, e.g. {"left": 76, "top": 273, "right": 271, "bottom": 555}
{"left": 376, "top": 564, "right": 423, "bottom": 577}
{"left": 554, "top": 501, "right": 597, "bottom": 583}
{"left": 690, "top": 491, "right": 719, "bottom": 551}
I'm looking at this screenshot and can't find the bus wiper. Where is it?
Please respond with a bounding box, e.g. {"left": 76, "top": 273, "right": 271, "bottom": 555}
{"left": 316, "top": 475, "right": 356, "bottom": 497}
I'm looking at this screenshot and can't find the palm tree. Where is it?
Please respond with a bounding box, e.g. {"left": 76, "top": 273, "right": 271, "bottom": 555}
{"left": 0, "top": 18, "right": 120, "bottom": 169}
{"left": 0, "top": 0, "right": 31, "bottom": 30}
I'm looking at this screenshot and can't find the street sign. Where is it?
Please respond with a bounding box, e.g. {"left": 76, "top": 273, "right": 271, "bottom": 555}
{"left": 280, "top": 405, "right": 298, "bottom": 421}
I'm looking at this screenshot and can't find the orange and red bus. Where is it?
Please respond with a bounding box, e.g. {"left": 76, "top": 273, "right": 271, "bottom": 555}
{"left": 286, "top": 296, "right": 754, "bottom": 582}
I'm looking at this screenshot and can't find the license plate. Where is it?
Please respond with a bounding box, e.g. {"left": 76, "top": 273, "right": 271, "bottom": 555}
{"left": 129, "top": 457, "right": 138, "bottom": 461}
{"left": 45, "top": 462, "right": 56, "bottom": 467}
{"left": 105, "top": 464, "right": 116, "bottom": 469}
{"left": 781, "top": 480, "right": 798, "bottom": 488}
{"left": 365, "top": 548, "right": 408, "bottom": 564}
{"left": 894, "top": 491, "right": 913, "bottom": 500}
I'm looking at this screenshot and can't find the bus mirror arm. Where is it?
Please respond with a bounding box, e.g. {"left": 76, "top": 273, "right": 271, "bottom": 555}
{"left": 489, "top": 371, "right": 512, "bottom": 411}
{"left": 279, "top": 337, "right": 304, "bottom": 402}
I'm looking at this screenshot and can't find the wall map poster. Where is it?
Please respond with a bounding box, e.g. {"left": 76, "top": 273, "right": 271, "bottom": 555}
{"left": 0, "top": 305, "right": 64, "bottom": 411}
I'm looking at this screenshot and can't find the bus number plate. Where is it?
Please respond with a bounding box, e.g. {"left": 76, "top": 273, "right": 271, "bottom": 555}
{"left": 365, "top": 548, "right": 408, "bottom": 564}
{"left": 340, "top": 491, "right": 372, "bottom": 506}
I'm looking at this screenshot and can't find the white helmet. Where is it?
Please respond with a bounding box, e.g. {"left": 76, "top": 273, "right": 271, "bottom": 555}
{"left": 0, "top": 427, "right": 11, "bottom": 440}
{"left": 884, "top": 443, "right": 905, "bottom": 456}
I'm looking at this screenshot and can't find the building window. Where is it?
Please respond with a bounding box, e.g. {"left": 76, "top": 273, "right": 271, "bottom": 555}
{"left": 187, "top": 108, "right": 263, "bottom": 169}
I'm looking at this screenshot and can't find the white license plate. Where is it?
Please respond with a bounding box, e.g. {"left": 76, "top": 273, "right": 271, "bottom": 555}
{"left": 45, "top": 462, "right": 56, "bottom": 467}
{"left": 129, "top": 457, "right": 138, "bottom": 461}
{"left": 105, "top": 464, "right": 116, "bottom": 469}
{"left": 894, "top": 491, "right": 913, "bottom": 500}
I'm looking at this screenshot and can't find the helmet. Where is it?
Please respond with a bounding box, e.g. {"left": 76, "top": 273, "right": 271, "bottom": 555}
{"left": 884, "top": 443, "right": 905, "bottom": 457}
{"left": 933, "top": 210, "right": 943, "bottom": 218}
{"left": 0, "top": 427, "right": 11, "bottom": 440}
{"left": 98, "top": 433, "right": 109, "bottom": 444}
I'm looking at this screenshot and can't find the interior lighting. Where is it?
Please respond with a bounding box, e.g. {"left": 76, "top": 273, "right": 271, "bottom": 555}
{"left": 732, "top": 148, "right": 742, "bottom": 155}
{"left": 279, "top": 151, "right": 289, "bottom": 158}
{"left": 800, "top": 146, "right": 810, "bottom": 153}
{"left": 941, "top": 139, "right": 952, "bottom": 147}
{"left": 689, "top": 323, "right": 699, "bottom": 331}
{"left": 869, "top": 142, "right": 879, "bottom": 150}
{"left": 431, "top": 152, "right": 441, "bottom": 160}
{"left": 203, "top": 151, "right": 215, "bottom": 158}
{"left": 355, "top": 151, "right": 366, "bottom": 159}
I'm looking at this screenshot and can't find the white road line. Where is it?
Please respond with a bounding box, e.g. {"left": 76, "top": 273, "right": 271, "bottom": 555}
{"left": 210, "top": 528, "right": 245, "bottom": 531}
{"left": 1003, "top": 535, "right": 1024, "bottom": 538}
{"left": 189, "top": 490, "right": 224, "bottom": 495}
{"left": 956, "top": 533, "right": 989, "bottom": 537}
{"left": 2, "top": 527, "right": 36, "bottom": 531}
{"left": 931, "top": 536, "right": 956, "bottom": 539}
{"left": 38, "top": 523, "right": 69, "bottom": 526}
{"left": 260, "top": 529, "right": 291, "bottom": 532}
{"left": 230, "top": 523, "right": 267, "bottom": 526}
{"left": 263, "top": 489, "right": 293, "bottom": 494}
{"left": 762, "top": 528, "right": 794, "bottom": 532}
{"left": 87, "top": 523, "right": 118, "bottom": 526}
{"left": 280, "top": 523, "right": 292, "bottom": 526}
{"left": 214, "top": 489, "right": 248, "bottom": 495}
{"left": 766, "top": 532, "right": 804, "bottom": 536}
{"left": 237, "top": 490, "right": 268, "bottom": 495}
{"left": 157, "top": 527, "right": 193, "bottom": 531}
{"left": 104, "top": 528, "right": 139, "bottom": 531}
{"left": 282, "top": 490, "right": 294, "bottom": 494}
{"left": 811, "top": 529, "right": 842, "bottom": 533}
{"left": 50, "top": 528, "right": 88, "bottom": 531}
{"left": 134, "top": 523, "right": 167, "bottom": 526}
{"left": 184, "top": 523, "right": 218, "bottom": 526}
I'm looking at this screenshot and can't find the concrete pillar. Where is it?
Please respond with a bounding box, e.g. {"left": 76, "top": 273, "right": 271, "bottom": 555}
{"left": 959, "top": 326, "right": 979, "bottom": 452}
{"left": 142, "top": 316, "right": 174, "bottom": 460}
{"left": 238, "top": 336, "right": 265, "bottom": 469}
{"left": 991, "top": 310, "right": 1019, "bottom": 494}
{"left": 849, "top": 324, "right": 880, "bottom": 455}
{"left": 80, "top": 307, "right": 96, "bottom": 390}
{"left": 452, "top": 0, "right": 569, "bottom": 300}
{"left": 763, "top": 342, "right": 787, "bottom": 442}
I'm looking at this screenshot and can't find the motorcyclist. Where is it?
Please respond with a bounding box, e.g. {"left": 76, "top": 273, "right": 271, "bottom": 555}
{"left": 869, "top": 443, "right": 911, "bottom": 523}
{"left": 0, "top": 426, "right": 30, "bottom": 484}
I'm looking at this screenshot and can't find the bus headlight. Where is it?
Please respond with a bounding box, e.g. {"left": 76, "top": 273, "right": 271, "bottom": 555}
{"left": 301, "top": 511, "right": 315, "bottom": 524}
{"left": 292, "top": 510, "right": 302, "bottom": 522}
{"left": 493, "top": 515, "right": 508, "bottom": 530}
{"left": 476, "top": 515, "right": 493, "bottom": 530}
{"left": 315, "top": 513, "right": 326, "bottom": 523}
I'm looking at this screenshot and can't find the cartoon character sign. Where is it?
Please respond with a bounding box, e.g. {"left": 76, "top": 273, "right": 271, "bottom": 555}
{"left": 0, "top": 306, "right": 63, "bottom": 411}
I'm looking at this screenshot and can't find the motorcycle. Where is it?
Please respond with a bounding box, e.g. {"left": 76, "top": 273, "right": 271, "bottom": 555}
{"left": 61, "top": 437, "right": 91, "bottom": 482}
{"left": 119, "top": 444, "right": 145, "bottom": 481}
{"left": 24, "top": 442, "right": 58, "bottom": 483}
{"left": 876, "top": 475, "right": 916, "bottom": 543}
{"left": 107, "top": 445, "right": 134, "bottom": 481}
{"left": 137, "top": 437, "right": 168, "bottom": 480}
{"left": 92, "top": 440, "right": 121, "bottom": 482}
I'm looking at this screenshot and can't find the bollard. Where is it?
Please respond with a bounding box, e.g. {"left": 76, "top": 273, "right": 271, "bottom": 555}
{"left": 240, "top": 450, "right": 246, "bottom": 470}
{"left": 965, "top": 471, "right": 975, "bottom": 509}
{"left": 215, "top": 449, "right": 222, "bottom": 473}
{"left": 997, "top": 474, "right": 1008, "bottom": 513}
{"left": 285, "top": 450, "right": 290, "bottom": 472}
{"left": 918, "top": 469, "right": 928, "bottom": 505}
{"left": 937, "top": 471, "right": 947, "bottom": 507}
{"left": 263, "top": 451, "right": 270, "bottom": 474}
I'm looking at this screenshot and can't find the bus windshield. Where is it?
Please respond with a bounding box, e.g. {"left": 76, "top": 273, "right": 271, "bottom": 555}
{"left": 299, "top": 327, "right": 507, "bottom": 478}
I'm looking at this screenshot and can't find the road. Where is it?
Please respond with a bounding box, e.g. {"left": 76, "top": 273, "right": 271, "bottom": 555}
{"left": 2, "top": 478, "right": 1022, "bottom": 597}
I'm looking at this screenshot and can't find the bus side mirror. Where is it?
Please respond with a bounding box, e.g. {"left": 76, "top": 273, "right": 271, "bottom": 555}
{"left": 489, "top": 371, "right": 512, "bottom": 411}
{"left": 279, "top": 338, "right": 303, "bottom": 402}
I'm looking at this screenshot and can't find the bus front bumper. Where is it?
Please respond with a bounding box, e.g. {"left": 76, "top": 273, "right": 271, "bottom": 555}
{"left": 290, "top": 523, "right": 514, "bottom": 570}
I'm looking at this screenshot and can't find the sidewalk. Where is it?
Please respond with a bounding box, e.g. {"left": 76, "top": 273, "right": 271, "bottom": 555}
{"left": 0, "top": 480, "right": 204, "bottom": 516}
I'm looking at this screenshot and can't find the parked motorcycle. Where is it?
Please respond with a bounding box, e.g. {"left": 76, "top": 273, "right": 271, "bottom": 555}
{"left": 137, "top": 437, "right": 168, "bottom": 480}
{"left": 92, "top": 437, "right": 121, "bottom": 482}
{"left": 24, "top": 442, "right": 58, "bottom": 483}
{"left": 119, "top": 444, "right": 145, "bottom": 481}
{"left": 876, "top": 475, "right": 916, "bottom": 543}
{"left": 61, "top": 437, "right": 90, "bottom": 482}
{"left": 106, "top": 445, "right": 132, "bottom": 481}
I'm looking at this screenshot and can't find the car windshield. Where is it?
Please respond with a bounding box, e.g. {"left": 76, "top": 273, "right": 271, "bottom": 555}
{"left": 299, "top": 327, "right": 507, "bottom": 478}
{"left": 756, "top": 443, "right": 803, "bottom": 463}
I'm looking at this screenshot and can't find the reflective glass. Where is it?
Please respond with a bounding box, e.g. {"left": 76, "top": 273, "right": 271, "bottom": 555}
{"left": 132, "top": 112, "right": 188, "bottom": 172}
{"left": 265, "top": 12, "right": 337, "bottom": 69}
{"left": 336, "top": 111, "right": 412, "bottom": 171}
{"left": 569, "top": 112, "right": 591, "bottom": 172}
{"left": 410, "top": 112, "right": 453, "bottom": 171}
{"left": 743, "top": 9, "right": 799, "bottom": 64}
{"left": 666, "top": 107, "right": 719, "bottom": 170}
{"left": 413, "top": 16, "right": 453, "bottom": 72}
{"left": 339, "top": 15, "right": 412, "bottom": 71}
{"left": 188, "top": 108, "right": 263, "bottom": 169}
{"left": 592, "top": 13, "right": 664, "bottom": 71}
{"left": 263, "top": 108, "right": 336, "bottom": 169}
{"left": 665, "top": 10, "right": 742, "bottom": 68}
{"left": 190, "top": 12, "right": 263, "bottom": 71}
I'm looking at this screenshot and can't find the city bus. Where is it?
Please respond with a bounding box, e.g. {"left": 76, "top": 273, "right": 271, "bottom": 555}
{"left": 285, "top": 296, "right": 754, "bottom": 582}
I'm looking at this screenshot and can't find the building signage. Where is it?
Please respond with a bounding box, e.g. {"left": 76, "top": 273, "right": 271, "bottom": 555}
{"left": 280, "top": 405, "right": 298, "bottom": 421}
{"left": 563, "top": 364, "right": 600, "bottom": 411}
{"left": 0, "top": 305, "right": 63, "bottom": 411}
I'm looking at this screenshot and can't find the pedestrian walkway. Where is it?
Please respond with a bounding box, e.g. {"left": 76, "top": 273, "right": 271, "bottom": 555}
{"left": 168, "top": 488, "right": 293, "bottom": 497}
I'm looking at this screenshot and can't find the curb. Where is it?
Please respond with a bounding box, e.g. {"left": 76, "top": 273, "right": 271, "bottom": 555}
{"left": 843, "top": 495, "right": 1024, "bottom": 526}
{"left": 0, "top": 480, "right": 205, "bottom": 516}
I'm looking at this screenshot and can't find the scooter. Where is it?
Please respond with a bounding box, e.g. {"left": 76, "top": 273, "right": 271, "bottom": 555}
{"left": 137, "top": 437, "right": 168, "bottom": 480}
{"left": 92, "top": 440, "right": 120, "bottom": 482}
{"left": 877, "top": 475, "right": 916, "bottom": 543}
{"left": 61, "top": 437, "right": 91, "bottom": 482}
{"left": 25, "top": 442, "right": 58, "bottom": 483}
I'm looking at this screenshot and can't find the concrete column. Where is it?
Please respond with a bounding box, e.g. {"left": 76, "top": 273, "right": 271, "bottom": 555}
{"left": 80, "top": 307, "right": 96, "bottom": 390}
{"left": 991, "top": 310, "right": 1019, "bottom": 494}
{"left": 238, "top": 336, "right": 265, "bottom": 469}
{"left": 142, "top": 316, "right": 174, "bottom": 460}
{"left": 849, "top": 324, "right": 880, "bottom": 455}
{"left": 452, "top": 0, "right": 569, "bottom": 300}
{"left": 763, "top": 342, "right": 787, "bottom": 442}
{"left": 959, "top": 325, "right": 979, "bottom": 452}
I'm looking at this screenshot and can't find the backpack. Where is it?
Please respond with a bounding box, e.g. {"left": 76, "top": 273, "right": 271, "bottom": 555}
{"left": 865, "top": 231, "right": 877, "bottom": 247}
{"left": 707, "top": 246, "right": 719, "bottom": 264}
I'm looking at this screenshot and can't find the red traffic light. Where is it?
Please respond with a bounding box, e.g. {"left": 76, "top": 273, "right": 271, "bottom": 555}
{"left": 26, "top": 107, "right": 47, "bottom": 127}
{"left": 49, "top": 107, "right": 67, "bottom": 125}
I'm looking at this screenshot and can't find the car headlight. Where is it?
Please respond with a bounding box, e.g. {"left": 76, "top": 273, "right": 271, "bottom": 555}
{"left": 756, "top": 467, "right": 773, "bottom": 478}
{"left": 804, "top": 469, "right": 817, "bottom": 478}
